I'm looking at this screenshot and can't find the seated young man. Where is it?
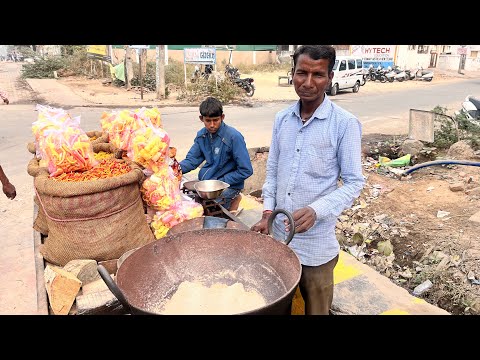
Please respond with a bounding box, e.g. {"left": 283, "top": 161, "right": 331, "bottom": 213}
{"left": 179, "top": 96, "right": 253, "bottom": 212}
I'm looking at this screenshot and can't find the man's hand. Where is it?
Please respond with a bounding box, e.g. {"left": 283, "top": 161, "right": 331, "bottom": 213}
{"left": 3, "top": 182, "right": 16, "bottom": 200}
{"left": 250, "top": 211, "right": 271, "bottom": 235}
{"left": 285, "top": 206, "right": 316, "bottom": 233}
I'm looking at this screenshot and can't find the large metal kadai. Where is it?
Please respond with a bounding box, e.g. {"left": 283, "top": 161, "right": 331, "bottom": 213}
{"left": 98, "top": 209, "right": 301, "bottom": 315}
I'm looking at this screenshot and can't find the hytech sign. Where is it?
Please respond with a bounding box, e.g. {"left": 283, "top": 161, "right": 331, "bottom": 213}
{"left": 351, "top": 45, "right": 396, "bottom": 69}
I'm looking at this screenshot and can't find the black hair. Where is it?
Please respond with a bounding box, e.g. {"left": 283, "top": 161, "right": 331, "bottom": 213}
{"left": 293, "top": 45, "right": 336, "bottom": 73}
{"left": 199, "top": 96, "right": 223, "bottom": 117}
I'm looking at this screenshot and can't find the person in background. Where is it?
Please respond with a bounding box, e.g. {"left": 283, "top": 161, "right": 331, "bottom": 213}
{"left": 250, "top": 45, "right": 365, "bottom": 315}
{"left": 179, "top": 96, "right": 253, "bottom": 212}
{"left": 0, "top": 165, "right": 16, "bottom": 199}
{"left": 204, "top": 64, "right": 213, "bottom": 77}
{"left": 0, "top": 90, "right": 9, "bottom": 105}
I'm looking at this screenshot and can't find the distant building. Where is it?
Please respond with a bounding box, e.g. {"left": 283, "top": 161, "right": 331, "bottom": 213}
{"left": 0, "top": 45, "right": 7, "bottom": 58}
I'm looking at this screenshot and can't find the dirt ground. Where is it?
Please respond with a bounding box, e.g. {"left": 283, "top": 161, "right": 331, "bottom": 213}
{"left": 55, "top": 69, "right": 480, "bottom": 315}
{"left": 353, "top": 134, "right": 480, "bottom": 314}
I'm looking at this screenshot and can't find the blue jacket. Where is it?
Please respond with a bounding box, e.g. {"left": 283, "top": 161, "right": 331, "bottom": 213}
{"left": 179, "top": 122, "right": 253, "bottom": 190}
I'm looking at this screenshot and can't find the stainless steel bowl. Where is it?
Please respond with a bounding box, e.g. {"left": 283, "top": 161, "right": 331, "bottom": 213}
{"left": 194, "top": 180, "right": 230, "bottom": 200}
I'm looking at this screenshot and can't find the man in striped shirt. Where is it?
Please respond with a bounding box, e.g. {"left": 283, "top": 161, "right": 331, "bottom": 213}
{"left": 251, "top": 45, "right": 365, "bottom": 315}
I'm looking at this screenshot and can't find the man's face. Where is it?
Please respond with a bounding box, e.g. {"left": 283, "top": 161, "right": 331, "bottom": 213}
{"left": 200, "top": 114, "right": 224, "bottom": 134}
{"left": 293, "top": 54, "right": 333, "bottom": 103}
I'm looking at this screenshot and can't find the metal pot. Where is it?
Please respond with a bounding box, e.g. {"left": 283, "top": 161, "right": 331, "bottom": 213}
{"left": 98, "top": 209, "right": 301, "bottom": 315}
{"left": 194, "top": 179, "right": 230, "bottom": 199}
{"left": 181, "top": 180, "right": 199, "bottom": 192}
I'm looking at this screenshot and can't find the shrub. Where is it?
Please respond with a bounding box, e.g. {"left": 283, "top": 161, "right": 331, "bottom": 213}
{"left": 430, "top": 105, "right": 480, "bottom": 150}
{"left": 21, "top": 57, "right": 68, "bottom": 79}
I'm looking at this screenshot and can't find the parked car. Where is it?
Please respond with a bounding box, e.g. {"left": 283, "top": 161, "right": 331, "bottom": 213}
{"left": 326, "top": 56, "right": 363, "bottom": 96}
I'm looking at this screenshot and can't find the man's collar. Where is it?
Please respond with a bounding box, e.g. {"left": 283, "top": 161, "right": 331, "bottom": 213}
{"left": 292, "top": 95, "right": 331, "bottom": 120}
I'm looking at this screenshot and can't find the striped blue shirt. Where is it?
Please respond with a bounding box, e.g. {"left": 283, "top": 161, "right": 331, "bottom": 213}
{"left": 263, "top": 96, "right": 365, "bottom": 266}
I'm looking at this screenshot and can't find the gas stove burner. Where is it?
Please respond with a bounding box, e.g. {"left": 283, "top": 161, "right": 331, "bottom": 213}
{"left": 194, "top": 196, "right": 225, "bottom": 217}
{"left": 181, "top": 182, "right": 237, "bottom": 220}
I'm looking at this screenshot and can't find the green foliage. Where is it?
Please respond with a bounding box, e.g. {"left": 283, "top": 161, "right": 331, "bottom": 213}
{"left": 130, "top": 61, "right": 170, "bottom": 97}
{"left": 63, "top": 46, "right": 90, "bottom": 76}
{"left": 21, "top": 57, "right": 68, "bottom": 79}
{"left": 177, "top": 77, "right": 243, "bottom": 104}
{"left": 165, "top": 58, "right": 191, "bottom": 86}
{"left": 20, "top": 46, "right": 92, "bottom": 78}
{"left": 61, "top": 45, "right": 87, "bottom": 56}
{"left": 131, "top": 62, "right": 156, "bottom": 91}
{"left": 430, "top": 105, "right": 480, "bottom": 150}
{"left": 16, "top": 46, "right": 36, "bottom": 59}
{"left": 377, "top": 240, "right": 393, "bottom": 256}
{"left": 127, "top": 58, "right": 250, "bottom": 103}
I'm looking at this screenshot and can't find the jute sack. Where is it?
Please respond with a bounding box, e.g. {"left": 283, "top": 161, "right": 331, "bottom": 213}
{"left": 27, "top": 158, "right": 50, "bottom": 236}
{"left": 27, "top": 142, "right": 36, "bottom": 155}
{"left": 33, "top": 194, "right": 49, "bottom": 236}
{"left": 92, "top": 142, "right": 116, "bottom": 155}
{"left": 27, "top": 142, "right": 116, "bottom": 237}
{"left": 86, "top": 130, "right": 109, "bottom": 145}
{"left": 34, "top": 160, "right": 154, "bottom": 266}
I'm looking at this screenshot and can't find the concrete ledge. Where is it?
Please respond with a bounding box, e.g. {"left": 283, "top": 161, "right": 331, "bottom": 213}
{"left": 33, "top": 202, "right": 49, "bottom": 315}
{"left": 331, "top": 251, "right": 449, "bottom": 315}
{"left": 292, "top": 251, "right": 449, "bottom": 315}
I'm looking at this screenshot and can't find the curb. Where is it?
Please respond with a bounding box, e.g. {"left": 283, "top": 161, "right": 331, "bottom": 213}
{"left": 238, "top": 198, "right": 450, "bottom": 315}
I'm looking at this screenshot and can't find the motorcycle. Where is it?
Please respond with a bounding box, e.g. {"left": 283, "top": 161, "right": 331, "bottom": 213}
{"left": 404, "top": 69, "right": 412, "bottom": 81}
{"left": 384, "top": 66, "right": 396, "bottom": 83}
{"left": 393, "top": 68, "right": 408, "bottom": 82}
{"left": 408, "top": 67, "right": 434, "bottom": 81}
{"left": 191, "top": 64, "right": 213, "bottom": 83}
{"left": 225, "top": 63, "right": 240, "bottom": 79}
{"left": 369, "top": 65, "right": 387, "bottom": 83}
{"left": 232, "top": 77, "right": 255, "bottom": 97}
{"left": 458, "top": 95, "right": 480, "bottom": 121}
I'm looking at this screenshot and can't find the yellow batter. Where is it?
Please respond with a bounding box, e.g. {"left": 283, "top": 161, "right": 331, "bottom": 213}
{"left": 158, "top": 280, "right": 266, "bottom": 315}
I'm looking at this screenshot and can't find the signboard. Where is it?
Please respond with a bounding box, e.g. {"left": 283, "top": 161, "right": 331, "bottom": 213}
{"left": 457, "top": 47, "right": 468, "bottom": 55}
{"left": 86, "top": 45, "right": 111, "bottom": 62}
{"left": 184, "top": 47, "right": 216, "bottom": 65}
{"left": 130, "top": 45, "right": 149, "bottom": 49}
{"left": 409, "top": 109, "right": 435, "bottom": 143}
{"left": 351, "top": 45, "right": 396, "bottom": 69}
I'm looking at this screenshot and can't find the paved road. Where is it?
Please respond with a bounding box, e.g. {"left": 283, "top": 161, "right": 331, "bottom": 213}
{"left": 1, "top": 61, "right": 478, "bottom": 314}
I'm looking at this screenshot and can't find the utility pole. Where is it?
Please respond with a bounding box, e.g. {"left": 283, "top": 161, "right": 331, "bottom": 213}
{"left": 458, "top": 45, "right": 466, "bottom": 75}
{"left": 124, "top": 46, "right": 134, "bottom": 90}
{"left": 156, "top": 45, "right": 166, "bottom": 100}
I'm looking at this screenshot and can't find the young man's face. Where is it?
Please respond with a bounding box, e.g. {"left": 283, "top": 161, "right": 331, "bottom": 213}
{"left": 200, "top": 114, "right": 224, "bottom": 134}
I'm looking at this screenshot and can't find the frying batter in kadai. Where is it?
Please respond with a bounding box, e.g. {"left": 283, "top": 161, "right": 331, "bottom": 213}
{"left": 153, "top": 280, "right": 266, "bottom": 315}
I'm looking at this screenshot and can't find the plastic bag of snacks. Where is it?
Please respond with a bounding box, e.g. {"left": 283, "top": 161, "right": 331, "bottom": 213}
{"left": 150, "top": 200, "right": 204, "bottom": 239}
{"left": 134, "top": 107, "right": 162, "bottom": 128}
{"left": 141, "top": 165, "right": 182, "bottom": 211}
{"left": 32, "top": 105, "right": 81, "bottom": 159}
{"left": 40, "top": 126, "right": 98, "bottom": 177}
{"left": 128, "top": 126, "right": 171, "bottom": 172}
{"left": 101, "top": 109, "right": 148, "bottom": 151}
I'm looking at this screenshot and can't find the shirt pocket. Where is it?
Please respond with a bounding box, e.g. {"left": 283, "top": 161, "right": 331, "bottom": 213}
{"left": 305, "top": 146, "right": 337, "bottom": 177}
{"left": 218, "top": 143, "right": 233, "bottom": 168}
